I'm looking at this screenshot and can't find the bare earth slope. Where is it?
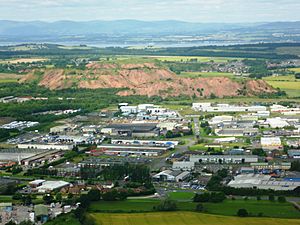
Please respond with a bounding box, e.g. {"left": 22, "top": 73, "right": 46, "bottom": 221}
{"left": 20, "top": 62, "right": 275, "bottom": 97}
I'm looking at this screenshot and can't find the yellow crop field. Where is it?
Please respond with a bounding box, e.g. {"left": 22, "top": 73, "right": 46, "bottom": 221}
{"left": 263, "top": 75, "right": 300, "bottom": 97}
{"left": 89, "top": 212, "right": 300, "bottom": 225}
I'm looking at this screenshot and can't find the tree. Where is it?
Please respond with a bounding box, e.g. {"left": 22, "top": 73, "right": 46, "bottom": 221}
{"left": 22, "top": 195, "right": 32, "bottom": 206}
{"left": 87, "top": 189, "right": 101, "bottom": 201}
{"left": 193, "top": 193, "right": 210, "bottom": 202}
{"left": 155, "top": 199, "right": 177, "bottom": 211}
{"left": 237, "top": 208, "right": 248, "bottom": 217}
{"left": 55, "top": 192, "right": 62, "bottom": 202}
{"left": 256, "top": 196, "right": 261, "bottom": 201}
{"left": 195, "top": 203, "right": 205, "bottom": 212}
{"left": 43, "top": 194, "right": 54, "bottom": 204}
{"left": 268, "top": 194, "right": 275, "bottom": 201}
{"left": 278, "top": 196, "right": 286, "bottom": 203}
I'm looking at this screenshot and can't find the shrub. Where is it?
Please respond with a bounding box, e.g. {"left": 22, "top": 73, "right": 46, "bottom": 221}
{"left": 237, "top": 208, "right": 249, "bottom": 217}
{"left": 195, "top": 203, "right": 205, "bottom": 212}
{"left": 268, "top": 194, "right": 275, "bottom": 201}
{"left": 278, "top": 196, "right": 286, "bottom": 203}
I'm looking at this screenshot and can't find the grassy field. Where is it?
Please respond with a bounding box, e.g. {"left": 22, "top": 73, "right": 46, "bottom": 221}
{"left": 263, "top": 75, "right": 300, "bottom": 97}
{"left": 89, "top": 199, "right": 201, "bottom": 213}
{"left": 89, "top": 212, "right": 300, "bottom": 225}
{"left": 168, "top": 192, "right": 195, "bottom": 201}
{"left": 88, "top": 199, "right": 300, "bottom": 219}
{"left": 205, "top": 200, "right": 300, "bottom": 218}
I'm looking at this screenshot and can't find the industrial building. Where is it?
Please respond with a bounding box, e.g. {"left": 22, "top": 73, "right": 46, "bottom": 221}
{"left": 172, "top": 161, "right": 195, "bottom": 171}
{"left": 228, "top": 174, "right": 300, "bottom": 191}
{"left": 152, "top": 170, "right": 190, "bottom": 182}
{"left": 101, "top": 123, "right": 160, "bottom": 137}
{"left": 190, "top": 155, "right": 258, "bottom": 164}
{"left": 97, "top": 144, "right": 169, "bottom": 157}
{"left": 260, "top": 137, "right": 282, "bottom": 149}
{"left": 192, "top": 103, "right": 267, "bottom": 113}
{"left": 17, "top": 143, "right": 74, "bottom": 151}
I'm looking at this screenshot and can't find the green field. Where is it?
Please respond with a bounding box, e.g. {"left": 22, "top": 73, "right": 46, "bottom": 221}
{"left": 263, "top": 75, "right": 300, "bottom": 97}
{"left": 89, "top": 199, "right": 200, "bottom": 213}
{"left": 88, "top": 199, "right": 300, "bottom": 219}
{"left": 89, "top": 212, "right": 300, "bottom": 225}
{"left": 204, "top": 200, "right": 300, "bottom": 218}
{"left": 168, "top": 192, "right": 195, "bottom": 201}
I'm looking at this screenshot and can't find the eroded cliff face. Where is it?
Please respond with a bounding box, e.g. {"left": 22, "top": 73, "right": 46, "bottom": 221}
{"left": 20, "top": 62, "right": 275, "bottom": 97}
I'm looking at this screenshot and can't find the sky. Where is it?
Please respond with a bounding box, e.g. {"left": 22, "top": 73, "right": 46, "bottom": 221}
{"left": 0, "top": 0, "right": 299, "bottom": 23}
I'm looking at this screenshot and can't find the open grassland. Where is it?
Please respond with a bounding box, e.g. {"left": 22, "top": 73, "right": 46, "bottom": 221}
{"left": 263, "top": 75, "right": 300, "bottom": 97}
{"left": 89, "top": 212, "right": 300, "bottom": 225}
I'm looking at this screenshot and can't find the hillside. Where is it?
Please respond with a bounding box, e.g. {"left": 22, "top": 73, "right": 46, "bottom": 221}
{"left": 20, "top": 62, "right": 275, "bottom": 98}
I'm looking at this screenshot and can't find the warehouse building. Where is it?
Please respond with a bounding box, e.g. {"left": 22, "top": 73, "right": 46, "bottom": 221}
{"left": 152, "top": 170, "right": 190, "bottom": 182}
{"left": 97, "top": 144, "right": 169, "bottom": 157}
{"left": 190, "top": 155, "right": 258, "bottom": 164}
{"left": 102, "top": 123, "right": 160, "bottom": 137}
{"left": 172, "top": 161, "right": 195, "bottom": 171}
{"left": 260, "top": 137, "right": 282, "bottom": 149}
{"left": 35, "top": 180, "right": 70, "bottom": 193}
{"left": 17, "top": 143, "right": 74, "bottom": 151}
{"left": 228, "top": 174, "right": 300, "bottom": 191}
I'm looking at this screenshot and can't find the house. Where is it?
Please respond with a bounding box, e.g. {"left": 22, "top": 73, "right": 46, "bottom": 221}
{"left": 172, "top": 161, "right": 195, "bottom": 171}
{"left": 152, "top": 170, "right": 190, "bottom": 182}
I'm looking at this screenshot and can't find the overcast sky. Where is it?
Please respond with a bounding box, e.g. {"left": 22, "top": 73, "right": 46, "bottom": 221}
{"left": 0, "top": 0, "right": 299, "bottom": 23}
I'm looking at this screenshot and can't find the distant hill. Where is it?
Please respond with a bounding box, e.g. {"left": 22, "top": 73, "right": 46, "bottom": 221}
{"left": 0, "top": 20, "right": 299, "bottom": 36}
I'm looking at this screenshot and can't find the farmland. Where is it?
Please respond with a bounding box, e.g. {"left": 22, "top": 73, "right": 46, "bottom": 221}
{"left": 89, "top": 212, "right": 300, "bottom": 225}
{"left": 88, "top": 198, "right": 300, "bottom": 218}
{"left": 263, "top": 75, "right": 300, "bottom": 97}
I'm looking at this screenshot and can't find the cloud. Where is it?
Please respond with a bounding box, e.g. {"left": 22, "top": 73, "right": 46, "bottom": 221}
{"left": 0, "top": 0, "right": 299, "bottom": 22}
